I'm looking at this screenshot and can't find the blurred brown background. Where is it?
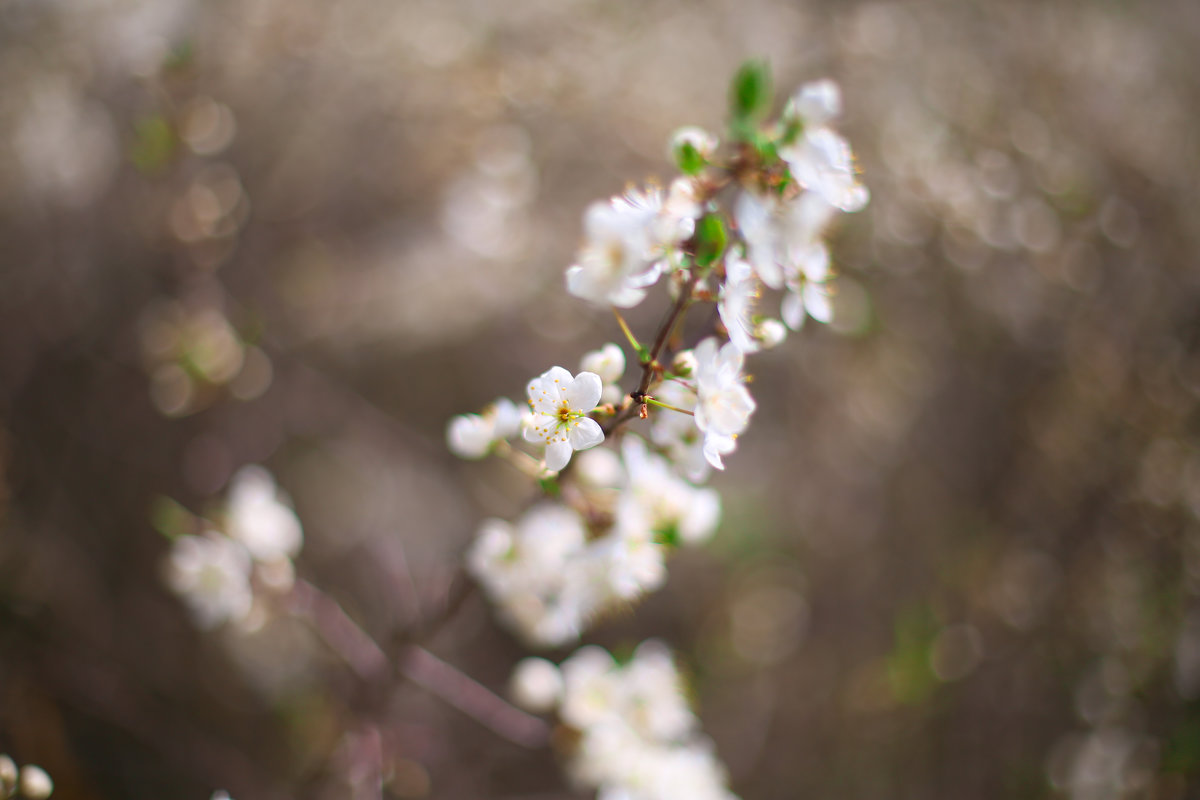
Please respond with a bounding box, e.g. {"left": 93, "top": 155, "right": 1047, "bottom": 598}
{"left": 3, "top": 0, "right": 1200, "bottom": 797}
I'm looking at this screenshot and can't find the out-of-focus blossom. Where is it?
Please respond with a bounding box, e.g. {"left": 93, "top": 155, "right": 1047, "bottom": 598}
{"left": 165, "top": 532, "right": 253, "bottom": 629}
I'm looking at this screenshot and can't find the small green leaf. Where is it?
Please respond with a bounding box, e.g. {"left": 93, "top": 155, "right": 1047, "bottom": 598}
{"left": 729, "top": 60, "right": 773, "bottom": 140}
{"left": 150, "top": 495, "right": 192, "bottom": 540}
{"left": 538, "top": 477, "right": 561, "bottom": 497}
{"left": 673, "top": 140, "right": 706, "bottom": 175}
{"left": 636, "top": 344, "right": 652, "bottom": 365}
{"left": 693, "top": 214, "right": 728, "bottom": 268}
{"left": 129, "top": 115, "right": 175, "bottom": 174}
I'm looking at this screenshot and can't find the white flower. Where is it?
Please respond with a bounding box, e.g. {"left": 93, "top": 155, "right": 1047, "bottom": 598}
{"left": 758, "top": 318, "right": 787, "bottom": 348}
{"left": 734, "top": 189, "right": 836, "bottom": 290}
{"left": 692, "top": 339, "right": 756, "bottom": 470}
{"left": 466, "top": 505, "right": 604, "bottom": 646}
{"left": 567, "top": 200, "right": 660, "bottom": 308}
{"left": 446, "top": 397, "right": 523, "bottom": 459}
{"left": 165, "top": 532, "right": 253, "bottom": 628}
{"left": 566, "top": 182, "right": 701, "bottom": 308}
{"left": 226, "top": 466, "right": 303, "bottom": 563}
{"left": 581, "top": 343, "right": 627, "bottom": 405}
{"left": 718, "top": 254, "right": 763, "bottom": 354}
{"left": 781, "top": 279, "right": 834, "bottom": 329}
{"left": 780, "top": 128, "right": 868, "bottom": 213}
{"left": 510, "top": 657, "right": 564, "bottom": 713}
{"left": 17, "top": 765, "right": 53, "bottom": 800}
{"left": 523, "top": 367, "right": 605, "bottom": 472}
{"left": 617, "top": 436, "right": 720, "bottom": 545}
{"left": 783, "top": 79, "right": 842, "bottom": 128}
{"left": 548, "top": 641, "right": 741, "bottom": 800}
{"left": 648, "top": 379, "right": 709, "bottom": 483}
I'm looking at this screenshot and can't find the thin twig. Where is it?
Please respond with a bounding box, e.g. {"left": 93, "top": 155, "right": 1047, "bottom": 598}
{"left": 604, "top": 273, "right": 699, "bottom": 435}
{"left": 398, "top": 646, "right": 551, "bottom": 749}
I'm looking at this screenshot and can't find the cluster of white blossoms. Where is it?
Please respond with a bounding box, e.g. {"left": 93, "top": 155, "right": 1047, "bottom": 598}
{"left": 466, "top": 433, "right": 719, "bottom": 646}
{"left": 448, "top": 66, "right": 866, "bottom": 643}
{"left": 510, "top": 642, "right": 739, "bottom": 800}
{"left": 447, "top": 63, "right": 867, "bottom": 799}
{"left": 164, "top": 466, "right": 304, "bottom": 629}
{"left": 0, "top": 756, "right": 53, "bottom": 800}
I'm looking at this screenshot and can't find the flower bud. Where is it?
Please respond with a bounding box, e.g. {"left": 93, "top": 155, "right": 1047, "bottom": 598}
{"left": 19, "top": 765, "right": 53, "bottom": 800}
{"left": 757, "top": 318, "right": 788, "bottom": 349}
{"left": 510, "top": 657, "right": 564, "bottom": 713}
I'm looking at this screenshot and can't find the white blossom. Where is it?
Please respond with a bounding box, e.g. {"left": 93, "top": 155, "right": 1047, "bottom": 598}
{"left": 165, "top": 532, "right": 253, "bottom": 628}
{"left": 226, "top": 466, "right": 303, "bottom": 563}
{"left": 649, "top": 379, "right": 710, "bottom": 483}
{"left": 446, "top": 397, "right": 523, "bottom": 459}
{"left": 466, "top": 505, "right": 604, "bottom": 646}
{"left": 718, "top": 254, "right": 765, "bottom": 354}
{"left": 510, "top": 657, "right": 565, "bottom": 713}
{"left": 523, "top": 367, "right": 605, "bottom": 472}
{"left": 581, "top": 343, "right": 627, "bottom": 405}
{"left": 566, "top": 181, "right": 701, "bottom": 308}
{"left": 734, "top": 189, "right": 836, "bottom": 290}
{"left": 617, "top": 436, "right": 720, "bottom": 545}
{"left": 783, "top": 79, "right": 842, "bottom": 128}
{"left": 529, "top": 641, "right": 740, "bottom": 800}
{"left": 692, "top": 338, "right": 756, "bottom": 470}
{"left": 18, "top": 765, "right": 53, "bottom": 800}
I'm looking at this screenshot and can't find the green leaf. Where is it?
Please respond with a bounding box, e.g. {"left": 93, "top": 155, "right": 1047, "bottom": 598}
{"left": 129, "top": 115, "right": 175, "bottom": 174}
{"left": 693, "top": 214, "right": 728, "bottom": 268}
{"left": 538, "top": 476, "right": 561, "bottom": 497}
{"left": 673, "top": 140, "right": 706, "bottom": 175}
{"left": 729, "top": 60, "right": 773, "bottom": 140}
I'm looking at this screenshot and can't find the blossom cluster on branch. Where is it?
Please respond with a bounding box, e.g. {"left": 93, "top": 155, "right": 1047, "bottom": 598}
{"left": 448, "top": 63, "right": 867, "bottom": 644}
{"left": 447, "top": 61, "right": 868, "bottom": 798}
{"left": 163, "top": 466, "right": 304, "bottom": 630}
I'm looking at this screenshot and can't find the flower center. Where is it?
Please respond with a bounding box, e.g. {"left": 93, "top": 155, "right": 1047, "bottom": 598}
{"left": 556, "top": 403, "right": 576, "bottom": 425}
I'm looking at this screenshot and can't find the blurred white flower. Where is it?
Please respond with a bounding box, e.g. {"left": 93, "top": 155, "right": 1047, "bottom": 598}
{"left": 523, "top": 367, "right": 605, "bottom": 472}
{"left": 718, "top": 254, "right": 764, "bottom": 354}
{"left": 18, "top": 764, "right": 53, "bottom": 800}
{"left": 446, "top": 397, "right": 523, "bottom": 459}
{"left": 466, "top": 505, "right": 602, "bottom": 646}
{"left": 581, "top": 344, "right": 627, "bottom": 405}
{"left": 649, "top": 379, "right": 709, "bottom": 483}
{"left": 531, "top": 641, "right": 739, "bottom": 800}
{"left": 566, "top": 181, "right": 701, "bottom": 308}
{"left": 165, "top": 532, "right": 253, "bottom": 629}
{"left": 510, "top": 657, "right": 565, "bottom": 713}
{"left": 783, "top": 79, "right": 842, "bottom": 128}
{"left": 226, "top": 466, "right": 303, "bottom": 564}
{"left": 692, "top": 339, "right": 756, "bottom": 470}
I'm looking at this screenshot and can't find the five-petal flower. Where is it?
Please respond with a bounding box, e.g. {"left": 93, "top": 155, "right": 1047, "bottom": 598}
{"left": 523, "top": 367, "right": 605, "bottom": 471}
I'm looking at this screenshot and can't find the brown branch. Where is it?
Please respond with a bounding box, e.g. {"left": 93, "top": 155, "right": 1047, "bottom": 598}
{"left": 397, "top": 646, "right": 550, "bottom": 749}
{"left": 603, "top": 272, "right": 700, "bottom": 436}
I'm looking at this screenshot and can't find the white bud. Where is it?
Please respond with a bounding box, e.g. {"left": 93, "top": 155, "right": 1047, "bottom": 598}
{"left": 756, "top": 318, "right": 788, "bottom": 349}
{"left": 672, "top": 350, "right": 697, "bottom": 377}
{"left": 668, "top": 126, "right": 718, "bottom": 161}
{"left": 510, "top": 657, "right": 564, "bottom": 713}
{"left": 19, "top": 765, "right": 53, "bottom": 800}
{"left": 0, "top": 756, "right": 17, "bottom": 795}
{"left": 580, "top": 343, "right": 626, "bottom": 385}
{"left": 446, "top": 413, "right": 493, "bottom": 459}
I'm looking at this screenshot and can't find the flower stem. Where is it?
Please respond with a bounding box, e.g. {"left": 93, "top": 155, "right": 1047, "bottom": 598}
{"left": 643, "top": 397, "right": 695, "bottom": 416}
{"left": 612, "top": 308, "right": 643, "bottom": 353}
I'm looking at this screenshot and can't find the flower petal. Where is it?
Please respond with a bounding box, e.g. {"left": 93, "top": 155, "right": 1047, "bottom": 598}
{"left": 523, "top": 412, "right": 555, "bottom": 443}
{"left": 544, "top": 440, "right": 573, "bottom": 472}
{"left": 568, "top": 417, "right": 604, "bottom": 451}
{"left": 565, "top": 372, "right": 603, "bottom": 412}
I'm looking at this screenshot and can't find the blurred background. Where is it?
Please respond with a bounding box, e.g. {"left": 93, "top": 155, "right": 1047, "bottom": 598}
{"left": 3, "top": 0, "right": 1200, "bottom": 797}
